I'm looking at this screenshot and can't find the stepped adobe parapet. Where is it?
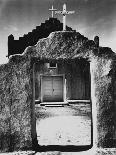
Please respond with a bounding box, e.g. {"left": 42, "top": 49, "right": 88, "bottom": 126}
{"left": 8, "top": 18, "right": 74, "bottom": 57}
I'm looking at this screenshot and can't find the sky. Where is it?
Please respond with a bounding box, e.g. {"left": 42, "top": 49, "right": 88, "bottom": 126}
{"left": 0, "top": 0, "right": 116, "bottom": 64}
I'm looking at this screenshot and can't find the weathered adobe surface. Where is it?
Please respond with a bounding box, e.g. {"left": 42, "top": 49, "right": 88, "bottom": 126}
{"left": 0, "top": 57, "right": 32, "bottom": 152}
{"left": 0, "top": 31, "right": 116, "bottom": 152}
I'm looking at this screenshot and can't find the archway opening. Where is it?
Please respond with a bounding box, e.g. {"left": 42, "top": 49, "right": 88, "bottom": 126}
{"left": 33, "top": 58, "right": 92, "bottom": 152}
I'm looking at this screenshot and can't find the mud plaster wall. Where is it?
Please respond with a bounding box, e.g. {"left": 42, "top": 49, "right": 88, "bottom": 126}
{"left": 0, "top": 56, "right": 33, "bottom": 152}
{"left": 0, "top": 31, "right": 116, "bottom": 152}
{"left": 90, "top": 56, "right": 116, "bottom": 148}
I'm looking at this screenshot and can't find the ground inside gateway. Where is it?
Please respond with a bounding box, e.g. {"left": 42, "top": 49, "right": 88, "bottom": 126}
{"left": 35, "top": 103, "right": 91, "bottom": 146}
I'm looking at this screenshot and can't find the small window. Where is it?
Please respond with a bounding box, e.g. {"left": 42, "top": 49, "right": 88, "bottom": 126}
{"left": 49, "top": 62, "right": 57, "bottom": 68}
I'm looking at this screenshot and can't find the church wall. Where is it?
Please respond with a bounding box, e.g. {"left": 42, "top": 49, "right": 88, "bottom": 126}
{"left": 70, "top": 60, "right": 90, "bottom": 100}
{"left": 57, "top": 60, "right": 90, "bottom": 100}
{"left": 57, "top": 61, "right": 72, "bottom": 100}
{"left": 34, "top": 59, "right": 90, "bottom": 102}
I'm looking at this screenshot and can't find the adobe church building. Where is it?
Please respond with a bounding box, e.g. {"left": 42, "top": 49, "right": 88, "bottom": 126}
{"left": 0, "top": 12, "right": 116, "bottom": 154}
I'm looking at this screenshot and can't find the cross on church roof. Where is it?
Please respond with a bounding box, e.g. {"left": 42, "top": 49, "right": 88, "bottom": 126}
{"left": 49, "top": 5, "right": 57, "bottom": 18}
{"left": 55, "top": 4, "right": 75, "bottom": 31}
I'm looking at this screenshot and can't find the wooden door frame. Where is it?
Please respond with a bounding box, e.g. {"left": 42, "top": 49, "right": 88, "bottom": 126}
{"left": 40, "top": 74, "right": 65, "bottom": 102}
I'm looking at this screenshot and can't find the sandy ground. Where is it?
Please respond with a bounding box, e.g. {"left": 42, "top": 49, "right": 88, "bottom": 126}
{"left": 35, "top": 103, "right": 91, "bottom": 146}
{"left": 1, "top": 148, "right": 116, "bottom": 155}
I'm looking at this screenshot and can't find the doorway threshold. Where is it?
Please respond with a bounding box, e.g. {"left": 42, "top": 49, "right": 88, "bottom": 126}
{"left": 67, "top": 100, "right": 91, "bottom": 103}
{"left": 40, "top": 102, "right": 68, "bottom": 107}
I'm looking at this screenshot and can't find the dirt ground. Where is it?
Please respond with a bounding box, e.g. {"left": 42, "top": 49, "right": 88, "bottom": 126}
{"left": 35, "top": 103, "right": 91, "bottom": 146}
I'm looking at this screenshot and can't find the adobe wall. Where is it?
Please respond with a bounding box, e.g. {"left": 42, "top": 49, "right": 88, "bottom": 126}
{"left": 0, "top": 31, "right": 116, "bottom": 153}
{"left": 0, "top": 56, "right": 35, "bottom": 151}
{"left": 90, "top": 56, "right": 116, "bottom": 148}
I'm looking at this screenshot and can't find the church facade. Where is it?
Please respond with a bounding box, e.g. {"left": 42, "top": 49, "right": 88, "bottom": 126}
{"left": 8, "top": 18, "right": 90, "bottom": 104}
{"left": 34, "top": 58, "right": 90, "bottom": 103}
{"left": 0, "top": 10, "right": 116, "bottom": 153}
